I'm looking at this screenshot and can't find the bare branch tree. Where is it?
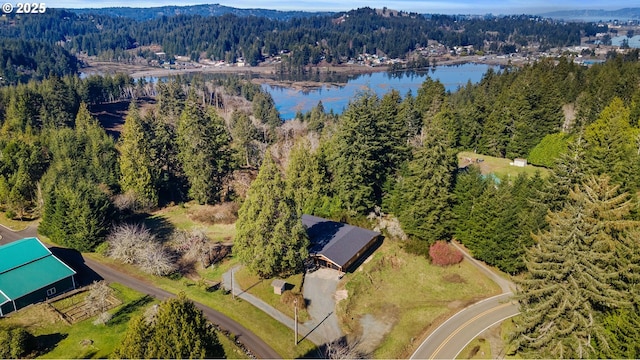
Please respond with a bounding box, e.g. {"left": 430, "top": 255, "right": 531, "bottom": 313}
{"left": 138, "top": 242, "right": 176, "bottom": 276}
{"left": 321, "top": 337, "right": 367, "bottom": 359}
{"left": 86, "top": 280, "right": 113, "bottom": 314}
{"left": 171, "top": 229, "right": 229, "bottom": 268}
{"left": 106, "top": 223, "right": 176, "bottom": 276}
{"left": 86, "top": 281, "right": 115, "bottom": 325}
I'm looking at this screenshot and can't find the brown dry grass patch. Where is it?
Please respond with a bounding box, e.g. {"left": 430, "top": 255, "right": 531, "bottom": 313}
{"left": 189, "top": 202, "right": 238, "bottom": 225}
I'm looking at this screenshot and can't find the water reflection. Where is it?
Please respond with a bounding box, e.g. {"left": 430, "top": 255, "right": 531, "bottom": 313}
{"left": 263, "top": 63, "right": 500, "bottom": 119}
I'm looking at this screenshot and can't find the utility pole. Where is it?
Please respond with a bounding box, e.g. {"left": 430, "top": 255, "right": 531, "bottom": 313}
{"left": 231, "top": 270, "right": 235, "bottom": 300}
{"left": 294, "top": 298, "right": 298, "bottom": 345}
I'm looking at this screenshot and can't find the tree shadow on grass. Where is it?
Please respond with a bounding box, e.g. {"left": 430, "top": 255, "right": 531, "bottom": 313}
{"left": 142, "top": 214, "right": 176, "bottom": 244}
{"left": 34, "top": 333, "right": 68, "bottom": 355}
{"left": 108, "top": 295, "right": 154, "bottom": 325}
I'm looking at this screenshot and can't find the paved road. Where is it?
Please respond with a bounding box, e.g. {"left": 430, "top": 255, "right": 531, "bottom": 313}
{"left": 411, "top": 293, "right": 519, "bottom": 359}
{"left": 0, "top": 224, "right": 37, "bottom": 245}
{"left": 0, "top": 226, "right": 280, "bottom": 359}
{"left": 411, "top": 241, "right": 520, "bottom": 359}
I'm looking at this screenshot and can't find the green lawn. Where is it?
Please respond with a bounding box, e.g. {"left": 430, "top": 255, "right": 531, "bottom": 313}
{"left": 500, "top": 317, "right": 521, "bottom": 359}
{"left": 457, "top": 337, "right": 492, "bottom": 359}
{"left": 458, "top": 151, "right": 550, "bottom": 179}
{"left": 0, "top": 211, "right": 37, "bottom": 231}
{"left": 148, "top": 203, "right": 236, "bottom": 242}
{"left": 85, "top": 253, "right": 317, "bottom": 358}
{"left": 234, "top": 267, "right": 311, "bottom": 322}
{"left": 0, "top": 282, "right": 249, "bottom": 359}
{"left": 0, "top": 283, "right": 154, "bottom": 359}
{"left": 337, "top": 240, "right": 502, "bottom": 359}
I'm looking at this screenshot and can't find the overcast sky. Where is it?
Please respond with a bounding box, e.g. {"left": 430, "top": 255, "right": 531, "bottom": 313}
{"left": 52, "top": 0, "right": 639, "bottom": 14}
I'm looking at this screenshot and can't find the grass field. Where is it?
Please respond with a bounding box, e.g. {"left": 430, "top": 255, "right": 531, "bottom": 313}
{"left": 337, "top": 240, "right": 502, "bottom": 359}
{"left": 0, "top": 282, "right": 249, "bottom": 359}
{"left": 0, "top": 211, "right": 37, "bottom": 231}
{"left": 500, "top": 317, "right": 520, "bottom": 358}
{"left": 85, "top": 253, "right": 317, "bottom": 358}
{"left": 0, "top": 283, "right": 155, "bottom": 358}
{"left": 457, "top": 337, "right": 492, "bottom": 359}
{"left": 149, "top": 203, "right": 236, "bottom": 243}
{"left": 234, "top": 267, "right": 311, "bottom": 322}
{"left": 458, "top": 151, "right": 550, "bottom": 179}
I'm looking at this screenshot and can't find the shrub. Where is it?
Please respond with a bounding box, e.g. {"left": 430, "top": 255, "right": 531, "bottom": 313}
{"left": 0, "top": 327, "right": 35, "bottom": 358}
{"left": 402, "top": 238, "right": 430, "bottom": 257}
{"left": 429, "top": 241, "right": 463, "bottom": 266}
{"left": 528, "top": 132, "right": 571, "bottom": 168}
{"left": 281, "top": 291, "right": 307, "bottom": 311}
{"left": 5, "top": 209, "right": 16, "bottom": 220}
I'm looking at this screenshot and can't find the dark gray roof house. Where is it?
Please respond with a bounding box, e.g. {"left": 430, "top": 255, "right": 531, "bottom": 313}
{"left": 302, "top": 214, "right": 381, "bottom": 272}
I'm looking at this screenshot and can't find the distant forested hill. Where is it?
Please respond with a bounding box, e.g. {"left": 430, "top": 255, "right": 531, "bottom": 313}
{"left": 0, "top": 38, "right": 78, "bottom": 85}
{"left": 64, "top": 4, "right": 334, "bottom": 21}
{"left": 0, "top": 7, "right": 600, "bottom": 69}
{"left": 540, "top": 7, "right": 640, "bottom": 21}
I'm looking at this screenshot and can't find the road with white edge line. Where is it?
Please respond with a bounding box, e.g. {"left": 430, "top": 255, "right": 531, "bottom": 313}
{"left": 410, "top": 241, "right": 520, "bottom": 359}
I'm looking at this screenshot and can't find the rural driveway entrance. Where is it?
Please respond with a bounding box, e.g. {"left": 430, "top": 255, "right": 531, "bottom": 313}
{"left": 303, "top": 268, "right": 344, "bottom": 344}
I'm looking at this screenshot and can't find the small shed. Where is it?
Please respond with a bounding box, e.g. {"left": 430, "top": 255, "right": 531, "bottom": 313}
{"left": 0, "top": 238, "right": 76, "bottom": 316}
{"left": 513, "top": 158, "right": 527, "bottom": 167}
{"left": 271, "top": 279, "right": 286, "bottom": 295}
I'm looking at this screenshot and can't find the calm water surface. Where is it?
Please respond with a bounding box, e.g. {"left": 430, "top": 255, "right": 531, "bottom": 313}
{"left": 263, "top": 63, "right": 499, "bottom": 120}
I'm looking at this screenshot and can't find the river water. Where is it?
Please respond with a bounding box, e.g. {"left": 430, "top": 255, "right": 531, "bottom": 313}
{"left": 262, "top": 63, "right": 499, "bottom": 120}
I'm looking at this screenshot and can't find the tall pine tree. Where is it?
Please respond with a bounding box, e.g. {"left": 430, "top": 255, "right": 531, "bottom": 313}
{"left": 118, "top": 101, "right": 159, "bottom": 207}
{"left": 176, "top": 92, "right": 232, "bottom": 204}
{"left": 393, "top": 120, "right": 457, "bottom": 244}
{"left": 234, "top": 153, "right": 309, "bottom": 278}
{"left": 512, "top": 175, "right": 640, "bottom": 358}
{"left": 114, "top": 294, "right": 223, "bottom": 359}
{"left": 327, "top": 93, "right": 384, "bottom": 215}
{"left": 285, "top": 140, "right": 329, "bottom": 217}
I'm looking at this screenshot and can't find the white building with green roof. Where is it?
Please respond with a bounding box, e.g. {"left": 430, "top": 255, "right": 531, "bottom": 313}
{"left": 0, "top": 237, "right": 76, "bottom": 316}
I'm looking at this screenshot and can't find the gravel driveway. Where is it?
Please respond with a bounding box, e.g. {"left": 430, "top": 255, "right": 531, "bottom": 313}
{"left": 303, "top": 268, "right": 344, "bottom": 344}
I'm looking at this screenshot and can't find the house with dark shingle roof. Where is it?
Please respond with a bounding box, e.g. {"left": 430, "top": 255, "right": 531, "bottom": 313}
{"left": 302, "top": 214, "right": 381, "bottom": 272}
{"left": 0, "top": 237, "right": 77, "bottom": 316}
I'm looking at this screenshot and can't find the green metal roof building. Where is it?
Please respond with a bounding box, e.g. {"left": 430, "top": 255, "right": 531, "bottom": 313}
{"left": 0, "top": 237, "right": 76, "bottom": 316}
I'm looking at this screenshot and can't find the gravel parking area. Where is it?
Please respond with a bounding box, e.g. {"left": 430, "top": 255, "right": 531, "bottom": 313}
{"left": 303, "top": 268, "right": 344, "bottom": 344}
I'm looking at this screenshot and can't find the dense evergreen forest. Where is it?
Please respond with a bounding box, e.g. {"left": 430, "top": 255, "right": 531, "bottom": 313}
{"left": 0, "top": 6, "right": 639, "bottom": 356}
{"left": 2, "top": 49, "right": 640, "bottom": 356}
{"left": 0, "top": 7, "right": 602, "bottom": 83}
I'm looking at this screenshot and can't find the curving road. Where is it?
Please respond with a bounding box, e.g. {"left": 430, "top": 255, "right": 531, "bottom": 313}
{"left": 0, "top": 225, "right": 280, "bottom": 359}
{"left": 0, "top": 223, "right": 38, "bottom": 245}
{"left": 411, "top": 242, "right": 520, "bottom": 359}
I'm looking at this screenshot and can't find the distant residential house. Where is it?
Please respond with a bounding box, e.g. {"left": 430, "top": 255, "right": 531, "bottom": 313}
{"left": 302, "top": 215, "right": 381, "bottom": 273}
{"left": 513, "top": 158, "right": 527, "bottom": 167}
{"left": 0, "top": 238, "right": 77, "bottom": 316}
